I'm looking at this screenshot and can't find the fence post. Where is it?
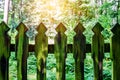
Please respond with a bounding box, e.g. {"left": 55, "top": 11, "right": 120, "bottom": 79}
{"left": 111, "top": 23, "right": 120, "bottom": 80}
{"left": 35, "top": 23, "right": 48, "bottom": 80}
{"left": 73, "top": 23, "right": 86, "bottom": 80}
{"left": 0, "top": 21, "right": 10, "bottom": 80}
{"left": 92, "top": 22, "right": 104, "bottom": 80}
{"left": 16, "top": 22, "right": 29, "bottom": 80}
{"left": 54, "top": 23, "right": 67, "bottom": 80}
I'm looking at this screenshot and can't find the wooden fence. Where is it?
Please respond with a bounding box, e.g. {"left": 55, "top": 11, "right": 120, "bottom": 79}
{"left": 0, "top": 21, "right": 120, "bottom": 80}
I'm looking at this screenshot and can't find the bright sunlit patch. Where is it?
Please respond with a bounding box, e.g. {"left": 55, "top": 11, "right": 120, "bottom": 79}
{"left": 49, "top": 0, "right": 56, "bottom": 7}
{"left": 23, "top": 0, "right": 78, "bottom": 44}
{"left": 23, "top": 0, "right": 78, "bottom": 25}
{"left": 68, "top": 0, "right": 77, "bottom": 2}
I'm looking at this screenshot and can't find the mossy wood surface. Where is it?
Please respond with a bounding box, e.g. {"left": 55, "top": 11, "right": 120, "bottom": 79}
{"left": 0, "top": 22, "right": 10, "bottom": 80}
{"left": 73, "top": 23, "right": 86, "bottom": 80}
{"left": 111, "top": 23, "right": 120, "bottom": 80}
{"left": 54, "top": 23, "right": 67, "bottom": 80}
{"left": 92, "top": 23, "right": 104, "bottom": 80}
{"left": 35, "top": 23, "right": 48, "bottom": 80}
{"left": 16, "top": 22, "right": 29, "bottom": 80}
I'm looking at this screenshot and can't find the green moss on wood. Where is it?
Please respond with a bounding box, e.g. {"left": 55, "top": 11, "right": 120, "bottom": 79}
{"left": 111, "top": 23, "right": 120, "bottom": 80}
{"left": 54, "top": 23, "right": 67, "bottom": 80}
{"left": 0, "top": 21, "right": 10, "bottom": 80}
{"left": 35, "top": 23, "right": 48, "bottom": 80}
{"left": 92, "top": 22, "right": 104, "bottom": 80}
{"left": 16, "top": 22, "right": 28, "bottom": 80}
{"left": 73, "top": 23, "right": 86, "bottom": 80}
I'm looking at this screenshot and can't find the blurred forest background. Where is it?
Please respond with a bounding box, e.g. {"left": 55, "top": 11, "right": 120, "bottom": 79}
{"left": 0, "top": 0, "right": 120, "bottom": 80}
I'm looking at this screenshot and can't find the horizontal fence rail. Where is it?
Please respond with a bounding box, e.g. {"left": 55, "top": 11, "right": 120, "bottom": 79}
{"left": 10, "top": 43, "right": 110, "bottom": 53}
{"left": 0, "top": 21, "right": 120, "bottom": 80}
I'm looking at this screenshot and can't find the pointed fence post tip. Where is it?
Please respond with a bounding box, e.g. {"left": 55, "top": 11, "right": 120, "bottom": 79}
{"left": 16, "top": 22, "right": 28, "bottom": 32}
{"left": 111, "top": 23, "right": 120, "bottom": 34}
{"left": 36, "top": 23, "right": 47, "bottom": 32}
{"left": 0, "top": 21, "right": 10, "bottom": 31}
{"left": 74, "top": 22, "right": 85, "bottom": 33}
{"left": 92, "top": 22, "right": 104, "bottom": 33}
{"left": 56, "top": 23, "right": 67, "bottom": 33}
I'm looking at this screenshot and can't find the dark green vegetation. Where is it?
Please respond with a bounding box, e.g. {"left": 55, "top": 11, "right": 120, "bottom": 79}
{"left": 0, "top": 0, "right": 120, "bottom": 80}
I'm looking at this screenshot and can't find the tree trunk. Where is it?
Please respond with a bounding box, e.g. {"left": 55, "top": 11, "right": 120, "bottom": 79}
{"left": 117, "top": 0, "right": 119, "bottom": 23}
{"left": 19, "top": 0, "right": 23, "bottom": 22}
{"left": 3, "top": 0, "right": 10, "bottom": 24}
{"left": 11, "top": 0, "right": 15, "bottom": 22}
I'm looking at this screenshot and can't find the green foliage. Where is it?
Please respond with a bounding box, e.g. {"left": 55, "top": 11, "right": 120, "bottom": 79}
{"left": 84, "top": 53, "right": 94, "bottom": 80}
{"left": 0, "top": 14, "right": 3, "bottom": 22}
{"left": 9, "top": 52, "right": 17, "bottom": 80}
{"left": 47, "top": 54, "right": 56, "bottom": 80}
{"left": 27, "top": 53, "right": 37, "bottom": 74}
{"left": 66, "top": 54, "right": 75, "bottom": 80}
{"left": 103, "top": 53, "right": 112, "bottom": 80}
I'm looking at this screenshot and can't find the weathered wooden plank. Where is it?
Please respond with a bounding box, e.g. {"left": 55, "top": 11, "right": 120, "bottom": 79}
{"left": 0, "top": 21, "right": 10, "bottom": 80}
{"left": 54, "top": 23, "right": 67, "bottom": 80}
{"left": 16, "top": 22, "right": 28, "bottom": 80}
{"left": 73, "top": 23, "right": 86, "bottom": 80}
{"left": 92, "top": 22, "right": 104, "bottom": 80}
{"left": 111, "top": 23, "right": 120, "bottom": 80}
{"left": 35, "top": 23, "right": 48, "bottom": 80}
